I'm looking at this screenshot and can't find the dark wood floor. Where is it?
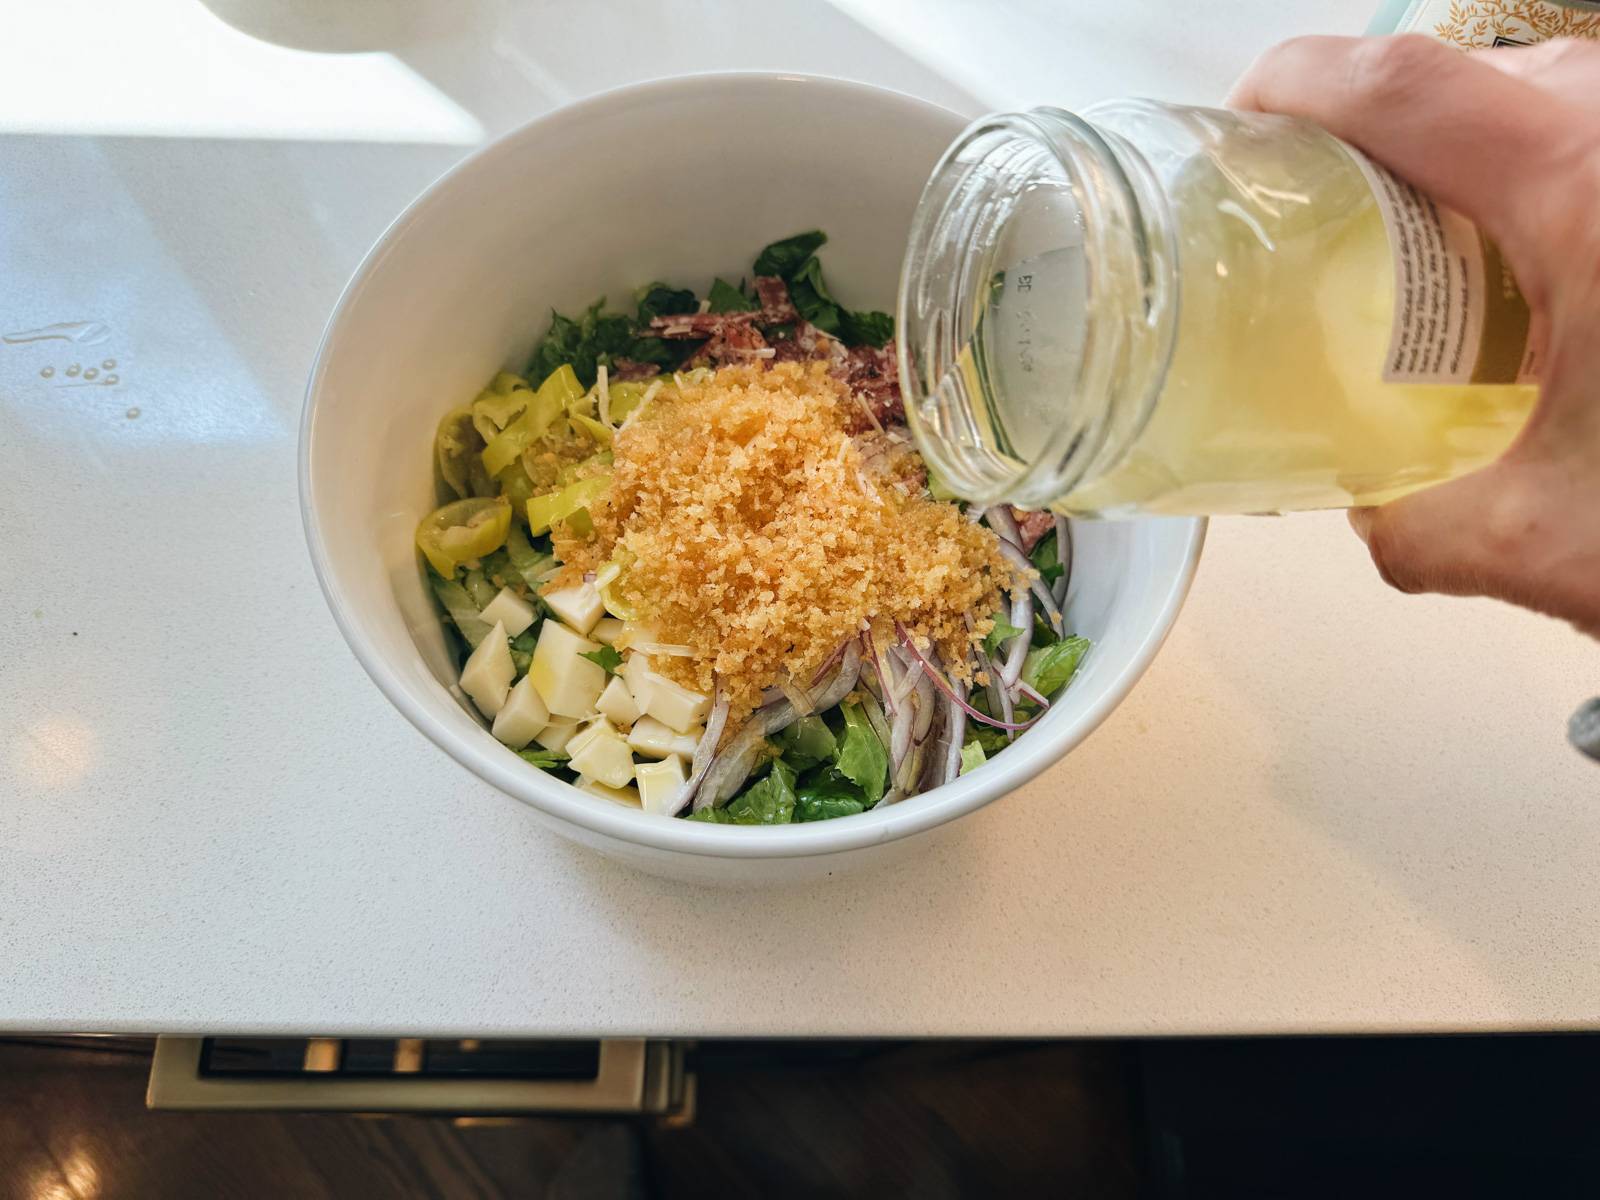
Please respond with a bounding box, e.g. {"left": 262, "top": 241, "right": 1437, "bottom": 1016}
{"left": 0, "top": 1038, "right": 1136, "bottom": 1198}
{"left": 14, "top": 1033, "right": 1600, "bottom": 1197}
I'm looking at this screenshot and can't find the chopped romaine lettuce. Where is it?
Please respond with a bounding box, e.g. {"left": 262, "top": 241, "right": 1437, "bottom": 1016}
{"left": 477, "top": 548, "right": 515, "bottom": 590}
{"left": 1021, "top": 636, "right": 1090, "bottom": 698}
{"left": 788, "top": 255, "right": 843, "bottom": 336}
{"left": 772, "top": 714, "right": 836, "bottom": 771}
{"left": 797, "top": 794, "right": 865, "bottom": 822}
{"left": 969, "top": 725, "right": 1011, "bottom": 756}
{"left": 529, "top": 297, "right": 688, "bottom": 387}
{"left": 839, "top": 308, "right": 893, "bottom": 349}
{"left": 795, "top": 766, "right": 866, "bottom": 821}
{"left": 761, "top": 238, "right": 894, "bottom": 348}
{"left": 518, "top": 748, "right": 569, "bottom": 769}
{"left": 635, "top": 283, "right": 698, "bottom": 324}
{"left": 983, "top": 612, "right": 1024, "bottom": 656}
{"left": 753, "top": 231, "right": 827, "bottom": 279}
{"left": 462, "top": 567, "right": 498, "bottom": 609}
{"left": 834, "top": 701, "right": 887, "bottom": 808}
{"left": 503, "top": 525, "right": 553, "bottom": 590}
{"left": 959, "top": 739, "right": 986, "bottom": 775}
{"left": 431, "top": 576, "right": 493, "bottom": 650}
{"left": 722, "top": 759, "right": 798, "bottom": 825}
{"left": 1031, "top": 528, "right": 1064, "bottom": 587}
{"left": 707, "top": 277, "right": 756, "bottom": 313}
{"left": 509, "top": 626, "right": 538, "bottom": 675}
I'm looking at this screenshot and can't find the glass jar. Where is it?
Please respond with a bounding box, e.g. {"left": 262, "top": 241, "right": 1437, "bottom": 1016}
{"left": 897, "top": 100, "right": 1539, "bottom": 517}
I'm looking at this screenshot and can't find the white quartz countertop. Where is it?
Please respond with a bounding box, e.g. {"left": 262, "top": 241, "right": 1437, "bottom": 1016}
{"left": 5, "top": 0, "right": 1600, "bottom": 1038}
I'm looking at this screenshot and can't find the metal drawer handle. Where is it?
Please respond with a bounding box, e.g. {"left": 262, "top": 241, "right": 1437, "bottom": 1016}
{"left": 146, "top": 1037, "right": 690, "bottom": 1117}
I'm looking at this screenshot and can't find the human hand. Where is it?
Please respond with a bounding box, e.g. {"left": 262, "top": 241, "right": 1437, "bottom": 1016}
{"left": 1229, "top": 35, "right": 1600, "bottom": 637}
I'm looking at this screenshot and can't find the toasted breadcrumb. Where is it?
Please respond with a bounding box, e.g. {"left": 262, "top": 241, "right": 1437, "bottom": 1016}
{"left": 555, "top": 362, "right": 1021, "bottom": 713}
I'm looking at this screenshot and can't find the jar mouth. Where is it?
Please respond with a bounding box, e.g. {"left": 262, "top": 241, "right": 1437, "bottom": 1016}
{"left": 897, "top": 106, "right": 1175, "bottom": 512}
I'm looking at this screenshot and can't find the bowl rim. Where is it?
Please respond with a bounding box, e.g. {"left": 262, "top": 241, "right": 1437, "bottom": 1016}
{"left": 300, "top": 70, "right": 1207, "bottom": 860}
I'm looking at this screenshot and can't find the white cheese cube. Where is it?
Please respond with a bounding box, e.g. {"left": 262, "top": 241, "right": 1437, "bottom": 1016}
{"left": 596, "top": 675, "right": 641, "bottom": 726}
{"left": 491, "top": 675, "right": 549, "bottom": 749}
{"left": 459, "top": 620, "right": 515, "bottom": 718}
{"left": 567, "top": 723, "right": 636, "bottom": 789}
{"left": 535, "top": 719, "right": 579, "bottom": 754}
{"left": 575, "top": 777, "right": 641, "bottom": 808}
{"left": 564, "top": 716, "right": 614, "bottom": 758}
{"left": 527, "top": 621, "right": 606, "bottom": 718}
{"left": 480, "top": 586, "right": 536, "bottom": 637}
{"left": 635, "top": 755, "right": 687, "bottom": 816}
{"left": 626, "top": 716, "right": 702, "bottom": 760}
{"left": 591, "top": 617, "right": 624, "bottom": 645}
{"left": 542, "top": 583, "right": 605, "bottom": 635}
{"left": 622, "top": 651, "right": 655, "bottom": 709}
{"left": 643, "top": 675, "right": 711, "bottom": 733}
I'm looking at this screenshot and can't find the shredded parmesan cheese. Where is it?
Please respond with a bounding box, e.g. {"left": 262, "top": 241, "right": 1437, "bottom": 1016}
{"left": 555, "top": 362, "right": 1020, "bottom": 713}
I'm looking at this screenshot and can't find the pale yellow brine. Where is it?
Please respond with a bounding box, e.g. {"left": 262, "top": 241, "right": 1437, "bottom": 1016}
{"left": 898, "top": 101, "right": 1540, "bottom": 518}
{"left": 1063, "top": 112, "right": 1537, "bottom": 516}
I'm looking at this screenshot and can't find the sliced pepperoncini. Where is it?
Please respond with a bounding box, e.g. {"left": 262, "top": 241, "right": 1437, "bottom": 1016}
{"left": 525, "top": 474, "right": 610, "bottom": 536}
{"left": 435, "top": 406, "right": 493, "bottom": 499}
{"left": 415, "top": 495, "right": 512, "bottom": 577}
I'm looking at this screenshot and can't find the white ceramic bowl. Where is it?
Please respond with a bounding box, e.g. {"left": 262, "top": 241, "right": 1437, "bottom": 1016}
{"left": 301, "top": 74, "right": 1204, "bottom": 885}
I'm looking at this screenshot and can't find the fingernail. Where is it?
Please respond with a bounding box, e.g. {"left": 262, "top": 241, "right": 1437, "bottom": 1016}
{"left": 1348, "top": 507, "right": 1375, "bottom": 544}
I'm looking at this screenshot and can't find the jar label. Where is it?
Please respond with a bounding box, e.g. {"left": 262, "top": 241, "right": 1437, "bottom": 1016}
{"left": 1373, "top": 0, "right": 1600, "bottom": 47}
{"left": 1348, "top": 147, "right": 1537, "bottom": 385}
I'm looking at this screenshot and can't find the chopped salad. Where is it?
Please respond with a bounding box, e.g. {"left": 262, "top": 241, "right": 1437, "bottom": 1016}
{"left": 417, "top": 233, "right": 1087, "bottom": 823}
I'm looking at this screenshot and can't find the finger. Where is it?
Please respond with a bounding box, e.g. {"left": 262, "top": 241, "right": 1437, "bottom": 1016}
{"left": 1356, "top": 469, "right": 1508, "bottom": 599}
{"left": 1356, "top": 459, "right": 1600, "bottom": 635}
{"left": 1469, "top": 36, "right": 1600, "bottom": 95}
{"left": 1227, "top": 35, "right": 1584, "bottom": 255}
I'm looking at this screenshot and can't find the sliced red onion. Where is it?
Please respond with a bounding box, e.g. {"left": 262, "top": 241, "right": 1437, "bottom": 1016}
{"left": 1001, "top": 592, "right": 1032, "bottom": 689}
{"left": 693, "top": 642, "right": 862, "bottom": 811}
{"left": 859, "top": 688, "right": 892, "bottom": 753}
{"left": 691, "top": 698, "right": 792, "bottom": 813}
{"left": 942, "top": 680, "right": 968, "bottom": 786}
{"left": 996, "top": 538, "right": 1064, "bottom": 629}
{"left": 890, "top": 658, "right": 925, "bottom": 707}
{"left": 889, "top": 697, "right": 913, "bottom": 773}
{"left": 676, "top": 688, "right": 730, "bottom": 814}
{"left": 859, "top": 643, "right": 887, "bottom": 706}
{"left": 872, "top": 636, "right": 901, "bottom": 716}
{"left": 776, "top": 674, "right": 815, "bottom": 716}
{"left": 895, "top": 621, "right": 1039, "bottom": 732}
{"left": 809, "top": 639, "right": 849, "bottom": 685}
{"left": 911, "top": 667, "right": 936, "bottom": 743}
{"left": 1016, "top": 678, "right": 1050, "bottom": 708}
{"left": 996, "top": 672, "right": 1017, "bottom": 740}
{"left": 986, "top": 504, "right": 1024, "bottom": 548}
